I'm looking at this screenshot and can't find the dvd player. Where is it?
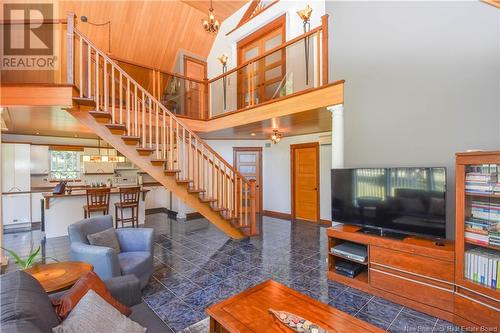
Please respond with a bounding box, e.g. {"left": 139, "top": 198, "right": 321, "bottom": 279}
{"left": 331, "top": 242, "right": 367, "bottom": 263}
{"left": 335, "top": 261, "right": 365, "bottom": 278}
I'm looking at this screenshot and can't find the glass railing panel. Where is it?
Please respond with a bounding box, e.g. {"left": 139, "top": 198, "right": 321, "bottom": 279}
{"left": 208, "top": 29, "right": 324, "bottom": 118}
{"left": 113, "top": 60, "right": 206, "bottom": 120}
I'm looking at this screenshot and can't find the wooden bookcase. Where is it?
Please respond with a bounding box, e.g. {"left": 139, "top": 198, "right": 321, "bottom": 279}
{"left": 455, "top": 152, "right": 500, "bottom": 329}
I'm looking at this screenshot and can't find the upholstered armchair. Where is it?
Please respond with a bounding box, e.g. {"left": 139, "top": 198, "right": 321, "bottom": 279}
{"left": 68, "top": 215, "right": 154, "bottom": 289}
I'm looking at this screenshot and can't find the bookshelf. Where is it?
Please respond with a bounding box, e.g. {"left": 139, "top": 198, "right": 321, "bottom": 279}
{"left": 455, "top": 152, "right": 500, "bottom": 329}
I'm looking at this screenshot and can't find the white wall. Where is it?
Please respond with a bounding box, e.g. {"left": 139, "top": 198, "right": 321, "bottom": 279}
{"left": 207, "top": 132, "right": 332, "bottom": 221}
{"left": 326, "top": 1, "right": 500, "bottom": 238}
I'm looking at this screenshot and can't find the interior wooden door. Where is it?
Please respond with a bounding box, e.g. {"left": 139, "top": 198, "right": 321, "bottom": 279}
{"left": 233, "top": 147, "right": 262, "bottom": 212}
{"left": 184, "top": 55, "right": 206, "bottom": 118}
{"left": 237, "top": 15, "right": 285, "bottom": 108}
{"left": 291, "top": 143, "right": 319, "bottom": 222}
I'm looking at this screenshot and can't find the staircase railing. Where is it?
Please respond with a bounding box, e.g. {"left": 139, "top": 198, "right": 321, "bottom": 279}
{"left": 67, "top": 16, "right": 257, "bottom": 235}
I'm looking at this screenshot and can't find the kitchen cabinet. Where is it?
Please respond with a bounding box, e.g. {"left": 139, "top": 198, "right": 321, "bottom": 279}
{"left": 84, "top": 161, "right": 115, "bottom": 174}
{"left": 31, "top": 192, "right": 44, "bottom": 223}
{"left": 30, "top": 145, "right": 49, "bottom": 175}
{"left": 2, "top": 193, "right": 31, "bottom": 226}
{"left": 2, "top": 143, "right": 31, "bottom": 192}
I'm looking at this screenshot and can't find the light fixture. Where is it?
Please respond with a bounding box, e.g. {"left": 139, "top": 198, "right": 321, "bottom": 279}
{"left": 297, "top": 5, "right": 313, "bottom": 85}
{"left": 80, "top": 15, "right": 112, "bottom": 54}
{"left": 218, "top": 54, "right": 228, "bottom": 109}
{"left": 270, "top": 130, "right": 283, "bottom": 144}
{"left": 202, "top": 0, "right": 220, "bottom": 33}
{"left": 250, "top": 133, "right": 256, "bottom": 137}
{"left": 82, "top": 138, "right": 125, "bottom": 162}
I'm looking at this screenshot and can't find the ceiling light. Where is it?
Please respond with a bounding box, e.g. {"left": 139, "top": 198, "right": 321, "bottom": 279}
{"left": 270, "top": 130, "right": 283, "bottom": 144}
{"left": 35, "top": 132, "right": 40, "bottom": 135}
{"left": 250, "top": 133, "right": 256, "bottom": 137}
{"left": 202, "top": 0, "right": 220, "bottom": 33}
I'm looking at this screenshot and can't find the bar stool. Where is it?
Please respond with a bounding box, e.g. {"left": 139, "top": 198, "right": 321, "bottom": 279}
{"left": 114, "top": 186, "right": 141, "bottom": 228}
{"left": 84, "top": 187, "right": 111, "bottom": 218}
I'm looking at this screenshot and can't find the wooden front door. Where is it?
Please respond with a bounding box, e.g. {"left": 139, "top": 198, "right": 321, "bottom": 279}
{"left": 233, "top": 147, "right": 262, "bottom": 212}
{"left": 237, "top": 15, "right": 285, "bottom": 108}
{"left": 184, "top": 55, "right": 206, "bottom": 118}
{"left": 291, "top": 143, "right": 319, "bottom": 222}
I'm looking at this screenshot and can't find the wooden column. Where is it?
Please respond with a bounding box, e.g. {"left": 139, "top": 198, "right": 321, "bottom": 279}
{"left": 66, "top": 12, "right": 75, "bottom": 85}
{"left": 321, "top": 14, "right": 329, "bottom": 85}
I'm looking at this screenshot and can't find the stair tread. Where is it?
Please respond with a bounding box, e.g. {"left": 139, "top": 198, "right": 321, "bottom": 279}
{"left": 137, "top": 147, "right": 154, "bottom": 151}
{"left": 73, "top": 97, "right": 96, "bottom": 106}
{"left": 164, "top": 169, "right": 181, "bottom": 173}
{"left": 105, "top": 124, "right": 126, "bottom": 129}
{"left": 121, "top": 135, "right": 141, "bottom": 140}
{"left": 89, "top": 111, "right": 112, "bottom": 118}
{"left": 187, "top": 187, "right": 205, "bottom": 193}
{"left": 211, "top": 206, "right": 224, "bottom": 212}
{"left": 199, "top": 196, "right": 217, "bottom": 202}
{"left": 176, "top": 179, "right": 192, "bottom": 184}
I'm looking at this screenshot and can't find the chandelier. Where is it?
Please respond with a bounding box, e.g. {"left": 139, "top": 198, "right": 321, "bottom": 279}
{"left": 271, "top": 130, "right": 283, "bottom": 144}
{"left": 202, "top": 0, "right": 220, "bottom": 33}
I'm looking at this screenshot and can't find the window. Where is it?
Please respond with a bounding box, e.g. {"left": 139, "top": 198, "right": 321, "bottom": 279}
{"left": 50, "top": 150, "right": 81, "bottom": 180}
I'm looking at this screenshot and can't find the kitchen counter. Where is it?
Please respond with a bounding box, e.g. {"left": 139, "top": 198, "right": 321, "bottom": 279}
{"left": 42, "top": 187, "right": 149, "bottom": 209}
{"left": 42, "top": 187, "right": 149, "bottom": 238}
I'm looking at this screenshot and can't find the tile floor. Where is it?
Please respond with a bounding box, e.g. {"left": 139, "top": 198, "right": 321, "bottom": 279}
{"left": 3, "top": 214, "right": 463, "bottom": 332}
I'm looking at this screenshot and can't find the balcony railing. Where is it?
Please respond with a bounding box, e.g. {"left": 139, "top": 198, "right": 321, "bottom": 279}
{"left": 209, "top": 15, "right": 329, "bottom": 118}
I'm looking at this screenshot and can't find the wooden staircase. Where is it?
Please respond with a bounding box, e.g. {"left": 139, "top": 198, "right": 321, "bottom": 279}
{"left": 68, "top": 28, "right": 257, "bottom": 239}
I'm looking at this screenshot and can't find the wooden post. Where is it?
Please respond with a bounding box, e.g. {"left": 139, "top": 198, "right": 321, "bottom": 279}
{"left": 321, "top": 14, "right": 329, "bottom": 86}
{"left": 203, "top": 79, "right": 209, "bottom": 120}
{"left": 249, "top": 179, "right": 257, "bottom": 235}
{"left": 66, "top": 12, "right": 75, "bottom": 85}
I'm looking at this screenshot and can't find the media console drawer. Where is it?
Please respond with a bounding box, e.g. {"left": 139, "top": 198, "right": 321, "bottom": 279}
{"left": 370, "top": 267, "right": 454, "bottom": 312}
{"left": 370, "top": 246, "right": 454, "bottom": 283}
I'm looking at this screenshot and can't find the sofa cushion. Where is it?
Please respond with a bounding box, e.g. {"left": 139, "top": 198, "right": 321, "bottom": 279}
{"left": 52, "top": 271, "right": 131, "bottom": 320}
{"left": 0, "top": 270, "right": 60, "bottom": 332}
{"left": 118, "top": 251, "right": 151, "bottom": 277}
{"left": 52, "top": 290, "right": 145, "bottom": 333}
{"left": 87, "top": 228, "right": 121, "bottom": 254}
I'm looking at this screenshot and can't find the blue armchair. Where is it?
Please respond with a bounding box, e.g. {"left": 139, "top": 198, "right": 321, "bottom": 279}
{"left": 68, "top": 215, "right": 154, "bottom": 289}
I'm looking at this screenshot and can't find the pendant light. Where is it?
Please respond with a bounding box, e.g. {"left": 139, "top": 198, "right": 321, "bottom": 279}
{"left": 202, "top": 0, "right": 220, "bottom": 33}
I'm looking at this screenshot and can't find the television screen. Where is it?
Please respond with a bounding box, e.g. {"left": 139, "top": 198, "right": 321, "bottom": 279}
{"left": 331, "top": 167, "right": 446, "bottom": 238}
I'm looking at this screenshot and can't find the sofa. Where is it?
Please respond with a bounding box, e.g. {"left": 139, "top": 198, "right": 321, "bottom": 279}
{"left": 68, "top": 215, "right": 154, "bottom": 288}
{"left": 0, "top": 270, "right": 173, "bottom": 333}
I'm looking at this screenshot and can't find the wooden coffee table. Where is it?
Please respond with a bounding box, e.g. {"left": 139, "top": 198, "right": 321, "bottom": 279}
{"left": 206, "top": 280, "right": 384, "bottom": 333}
{"left": 25, "top": 261, "right": 93, "bottom": 293}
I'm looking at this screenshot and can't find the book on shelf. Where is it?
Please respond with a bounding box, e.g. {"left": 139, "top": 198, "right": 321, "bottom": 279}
{"left": 464, "top": 248, "right": 500, "bottom": 290}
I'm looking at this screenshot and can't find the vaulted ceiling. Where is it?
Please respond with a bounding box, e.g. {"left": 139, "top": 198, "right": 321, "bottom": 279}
{"left": 59, "top": 1, "right": 247, "bottom": 72}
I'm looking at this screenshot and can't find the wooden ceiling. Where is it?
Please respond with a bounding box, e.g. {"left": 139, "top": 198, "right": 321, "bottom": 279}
{"left": 2, "top": 106, "right": 96, "bottom": 139}
{"left": 198, "top": 108, "right": 332, "bottom": 140}
{"left": 1, "top": 106, "right": 331, "bottom": 141}
{"left": 59, "top": 1, "right": 248, "bottom": 72}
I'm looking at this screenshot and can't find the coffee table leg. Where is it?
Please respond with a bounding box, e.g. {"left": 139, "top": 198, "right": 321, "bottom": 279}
{"left": 209, "top": 317, "right": 216, "bottom": 333}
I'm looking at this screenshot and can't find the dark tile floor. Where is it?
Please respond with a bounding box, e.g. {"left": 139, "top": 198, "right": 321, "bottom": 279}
{"left": 3, "top": 214, "right": 463, "bottom": 332}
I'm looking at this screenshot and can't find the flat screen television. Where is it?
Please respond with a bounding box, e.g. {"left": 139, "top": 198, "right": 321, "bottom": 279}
{"left": 331, "top": 167, "right": 446, "bottom": 239}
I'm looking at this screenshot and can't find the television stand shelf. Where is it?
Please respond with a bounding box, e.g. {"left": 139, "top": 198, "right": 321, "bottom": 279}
{"left": 326, "top": 224, "right": 471, "bottom": 327}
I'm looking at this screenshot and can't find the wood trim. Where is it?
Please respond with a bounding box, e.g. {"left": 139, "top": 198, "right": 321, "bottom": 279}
{"left": 321, "top": 15, "right": 329, "bottom": 85}
{"left": 290, "top": 142, "right": 320, "bottom": 223}
{"left": 48, "top": 145, "right": 84, "bottom": 151}
{"left": 226, "top": 0, "right": 280, "bottom": 36}
{"left": 0, "top": 19, "right": 67, "bottom": 25}
{"left": 233, "top": 147, "right": 263, "bottom": 212}
{"left": 481, "top": 0, "right": 500, "bottom": 8}
{"left": 237, "top": 14, "right": 286, "bottom": 56}
{"left": 262, "top": 210, "right": 291, "bottom": 220}
{"left": 210, "top": 25, "right": 321, "bottom": 83}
